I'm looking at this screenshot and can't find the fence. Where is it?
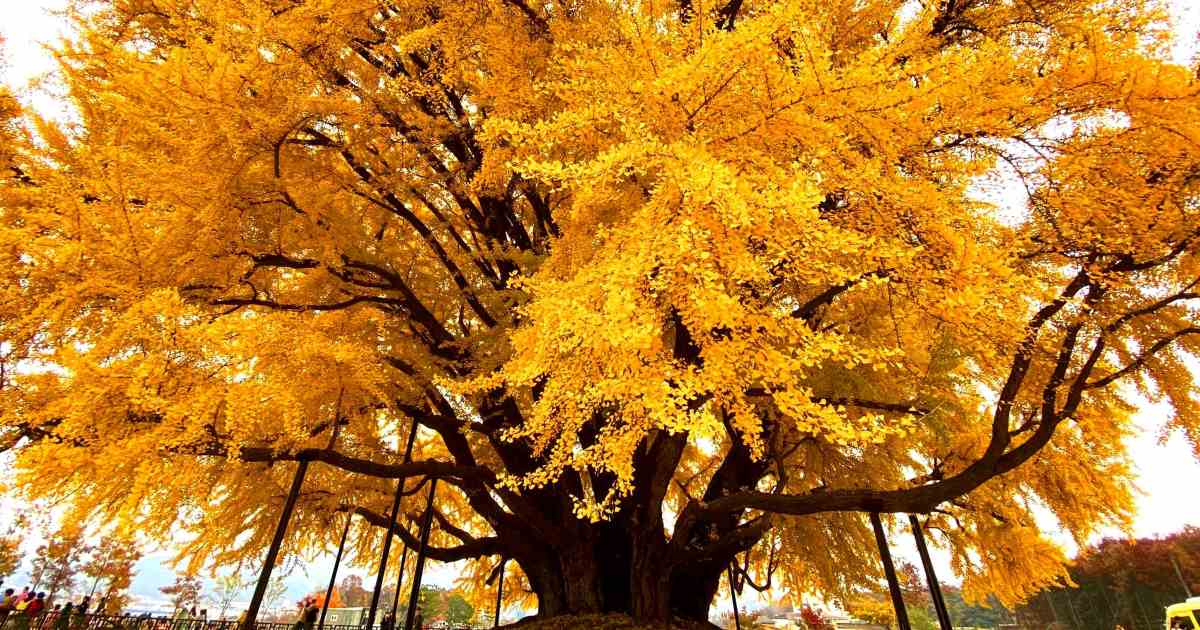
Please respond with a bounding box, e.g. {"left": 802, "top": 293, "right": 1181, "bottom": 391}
{"left": 0, "top": 613, "right": 475, "bottom": 630}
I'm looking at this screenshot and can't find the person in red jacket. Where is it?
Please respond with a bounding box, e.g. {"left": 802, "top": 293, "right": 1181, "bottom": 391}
{"left": 26, "top": 593, "right": 46, "bottom": 616}
{"left": 11, "top": 592, "right": 46, "bottom": 630}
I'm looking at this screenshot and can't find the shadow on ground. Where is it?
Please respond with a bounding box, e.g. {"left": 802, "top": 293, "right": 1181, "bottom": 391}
{"left": 502, "top": 613, "right": 722, "bottom": 629}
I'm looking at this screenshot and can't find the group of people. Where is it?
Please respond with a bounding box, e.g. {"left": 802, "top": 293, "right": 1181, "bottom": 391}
{"left": 0, "top": 588, "right": 431, "bottom": 630}
{"left": 0, "top": 589, "right": 96, "bottom": 630}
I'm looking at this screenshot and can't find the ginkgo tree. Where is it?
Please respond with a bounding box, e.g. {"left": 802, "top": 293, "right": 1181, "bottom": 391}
{"left": 2, "top": 0, "right": 1200, "bottom": 623}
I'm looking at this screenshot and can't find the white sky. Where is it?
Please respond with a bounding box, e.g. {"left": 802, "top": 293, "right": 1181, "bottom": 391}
{"left": 2, "top": 0, "right": 1200, "bottom": 619}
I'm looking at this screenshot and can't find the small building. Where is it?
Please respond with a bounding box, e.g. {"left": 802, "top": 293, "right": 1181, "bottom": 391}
{"left": 323, "top": 607, "right": 367, "bottom": 627}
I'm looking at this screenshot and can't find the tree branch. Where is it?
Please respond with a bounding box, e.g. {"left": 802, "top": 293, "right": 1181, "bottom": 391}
{"left": 792, "top": 270, "right": 889, "bottom": 322}
{"left": 344, "top": 505, "right": 503, "bottom": 561}
{"left": 1085, "top": 327, "right": 1200, "bottom": 390}
{"left": 230, "top": 447, "right": 496, "bottom": 483}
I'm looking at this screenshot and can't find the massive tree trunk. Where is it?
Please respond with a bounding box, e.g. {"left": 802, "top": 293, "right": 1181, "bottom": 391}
{"left": 502, "top": 518, "right": 731, "bottom": 622}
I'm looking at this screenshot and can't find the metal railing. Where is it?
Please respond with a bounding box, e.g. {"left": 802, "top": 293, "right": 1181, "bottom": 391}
{"left": 0, "top": 614, "right": 377, "bottom": 630}
{"left": 0, "top": 613, "right": 481, "bottom": 630}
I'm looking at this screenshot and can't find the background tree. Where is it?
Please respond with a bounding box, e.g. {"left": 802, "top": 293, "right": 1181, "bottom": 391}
{"left": 313, "top": 586, "right": 344, "bottom": 610}
{"left": 378, "top": 585, "right": 398, "bottom": 616}
{"left": 80, "top": 538, "right": 141, "bottom": 613}
{"left": 1017, "top": 527, "right": 1200, "bottom": 629}
{"left": 160, "top": 574, "right": 204, "bottom": 612}
{"left": 261, "top": 576, "right": 287, "bottom": 618}
{"left": 445, "top": 591, "right": 475, "bottom": 626}
{"left": 0, "top": 536, "right": 22, "bottom": 586}
{"left": 0, "top": 513, "right": 29, "bottom": 588}
{"left": 211, "top": 574, "right": 245, "bottom": 620}
{"left": 3, "top": 0, "right": 1200, "bottom": 623}
{"left": 417, "top": 586, "right": 446, "bottom": 622}
{"left": 940, "top": 588, "right": 1012, "bottom": 629}
{"left": 799, "top": 606, "right": 833, "bottom": 630}
{"left": 846, "top": 596, "right": 897, "bottom": 629}
{"left": 337, "top": 575, "right": 370, "bottom": 608}
{"left": 28, "top": 527, "right": 87, "bottom": 601}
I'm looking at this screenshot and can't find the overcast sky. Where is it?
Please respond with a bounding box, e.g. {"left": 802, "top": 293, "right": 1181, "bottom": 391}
{"left": 2, "top": 0, "right": 1200, "bottom": 619}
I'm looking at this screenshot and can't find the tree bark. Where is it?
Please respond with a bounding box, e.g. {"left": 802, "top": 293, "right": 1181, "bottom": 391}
{"left": 493, "top": 517, "right": 729, "bottom": 623}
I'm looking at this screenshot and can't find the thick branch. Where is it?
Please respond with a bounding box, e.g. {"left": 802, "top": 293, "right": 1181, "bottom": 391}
{"left": 232, "top": 447, "right": 496, "bottom": 483}
{"left": 1086, "top": 327, "right": 1200, "bottom": 390}
{"left": 346, "top": 505, "right": 503, "bottom": 561}
{"left": 792, "top": 270, "right": 888, "bottom": 322}
{"left": 677, "top": 515, "right": 772, "bottom": 568}
{"left": 698, "top": 270, "right": 1107, "bottom": 518}
{"left": 823, "top": 398, "right": 930, "bottom": 415}
{"left": 498, "top": 0, "right": 552, "bottom": 38}
{"left": 211, "top": 294, "right": 399, "bottom": 312}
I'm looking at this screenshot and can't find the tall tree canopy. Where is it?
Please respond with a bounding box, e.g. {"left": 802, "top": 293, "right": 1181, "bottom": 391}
{"left": 1017, "top": 526, "right": 1200, "bottom": 629}
{"left": 2, "top": 0, "right": 1200, "bottom": 622}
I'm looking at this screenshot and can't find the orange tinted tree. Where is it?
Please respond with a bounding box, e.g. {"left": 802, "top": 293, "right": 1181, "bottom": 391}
{"left": 3, "top": 0, "right": 1200, "bottom": 622}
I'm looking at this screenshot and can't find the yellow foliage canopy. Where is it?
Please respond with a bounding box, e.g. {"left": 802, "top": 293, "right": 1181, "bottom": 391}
{"left": 1, "top": 0, "right": 1199, "bottom": 620}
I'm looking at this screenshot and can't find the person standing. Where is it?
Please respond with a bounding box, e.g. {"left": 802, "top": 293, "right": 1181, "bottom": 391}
{"left": 10, "top": 593, "right": 32, "bottom": 630}
{"left": 1, "top": 588, "right": 17, "bottom": 624}
{"left": 170, "top": 604, "right": 190, "bottom": 630}
{"left": 26, "top": 593, "right": 46, "bottom": 624}
{"left": 70, "top": 596, "right": 90, "bottom": 630}
{"left": 53, "top": 603, "right": 73, "bottom": 630}
{"left": 301, "top": 600, "right": 318, "bottom": 630}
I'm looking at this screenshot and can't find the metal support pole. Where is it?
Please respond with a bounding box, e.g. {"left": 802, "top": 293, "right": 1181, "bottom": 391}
{"left": 244, "top": 459, "right": 310, "bottom": 630}
{"left": 908, "top": 515, "right": 952, "bottom": 630}
{"left": 367, "top": 482, "right": 406, "bottom": 630}
{"left": 403, "top": 479, "right": 439, "bottom": 630}
{"left": 319, "top": 512, "right": 354, "bottom": 630}
{"left": 493, "top": 559, "right": 507, "bottom": 628}
{"left": 390, "top": 521, "right": 412, "bottom": 619}
{"left": 870, "top": 512, "right": 911, "bottom": 630}
{"left": 367, "top": 420, "right": 421, "bottom": 630}
{"left": 727, "top": 563, "right": 741, "bottom": 630}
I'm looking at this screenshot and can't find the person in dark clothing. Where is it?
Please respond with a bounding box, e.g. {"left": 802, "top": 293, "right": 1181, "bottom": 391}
{"left": 379, "top": 610, "right": 394, "bottom": 630}
{"left": 301, "top": 599, "right": 318, "bottom": 630}
{"left": 70, "top": 597, "right": 90, "bottom": 630}
{"left": 53, "top": 602, "right": 74, "bottom": 630}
